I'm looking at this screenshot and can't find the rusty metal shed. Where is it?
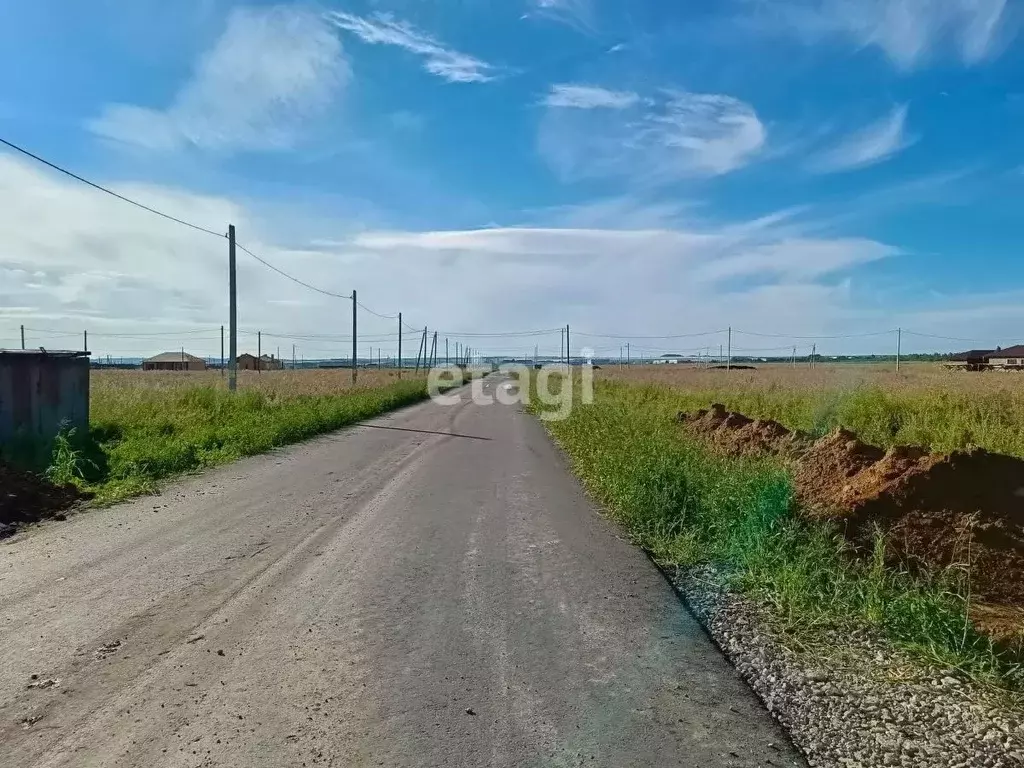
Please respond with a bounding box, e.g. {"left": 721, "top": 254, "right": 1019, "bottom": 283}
{"left": 0, "top": 350, "right": 90, "bottom": 453}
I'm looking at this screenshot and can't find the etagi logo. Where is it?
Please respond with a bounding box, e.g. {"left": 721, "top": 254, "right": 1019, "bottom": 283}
{"left": 427, "top": 351, "right": 595, "bottom": 421}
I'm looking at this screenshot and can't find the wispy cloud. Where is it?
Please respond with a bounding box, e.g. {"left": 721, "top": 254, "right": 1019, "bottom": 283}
{"left": 543, "top": 84, "right": 640, "bottom": 109}
{"left": 88, "top": 7, "right": 348, "bottom": 153}
{"left": 810, "top": 105, "right": 916, "bottom": 173}
{"left": 760, "top": 0, "right": 1014, "bottom": 68}
{"left": 540, "top": 87, "right": 766, "bottom": 183}
{"left": 526, "top": 0, "right": 597, "bottom": 34}
{"left": 326, "top": 11, "right": 497, "bottom": 83}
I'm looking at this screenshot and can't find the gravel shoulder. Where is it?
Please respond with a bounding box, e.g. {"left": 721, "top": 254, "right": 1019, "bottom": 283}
{"left": 673, "top": 565, "right": 1024, "bottom": 768}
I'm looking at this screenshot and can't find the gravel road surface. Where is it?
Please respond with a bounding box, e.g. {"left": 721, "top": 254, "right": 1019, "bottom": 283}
{"left": 1, "top": 377, "right": 802, "bottom": 767}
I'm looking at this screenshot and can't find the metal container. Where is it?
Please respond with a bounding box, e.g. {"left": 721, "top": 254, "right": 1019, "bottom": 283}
{"left": 0, "top": 350, "right": 90, "bottom": 454}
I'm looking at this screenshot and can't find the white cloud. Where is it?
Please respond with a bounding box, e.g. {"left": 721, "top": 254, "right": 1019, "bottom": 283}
{"left": 526, "top": 0, "right": 596, "bottom": 33}
{"left": 9, "top": 151, "right": 1011, "bottom": 358}
{"left": 88, "top": 6, "right": 348, "bottom": 152}
{"left": 766, "top": 0, "right": 1014, "bottom": 68}
{"left": 326, "top": 12, "right": 496, "bottom": 83}
{"left": 543, "top": 84, "right": 640, "bottom": 109}
{"left": 539, "top": 88, "right": 767, "bottom": 183}
{"left": 810, "top": 105, "right": 916, "bottom": 173}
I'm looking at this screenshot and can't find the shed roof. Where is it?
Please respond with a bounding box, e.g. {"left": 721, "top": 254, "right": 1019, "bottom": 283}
{"left": 989, "top": 345, "right": 1024, "bottom": 358}
{"left": 144, "top": 351, "right": 206, "bottom": 364}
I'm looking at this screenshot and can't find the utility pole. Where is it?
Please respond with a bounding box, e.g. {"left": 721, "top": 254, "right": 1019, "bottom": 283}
{"left": 378, "top": 348, "right": 381, "bottom": 369}
{"left": 720, "top": 344, "right": 723, "bottom": 364}
{"left": 447, "top": 338, "right": 450, "bottom": 366}
{"left": 896, "top": 327, "right": 902, "bottom": 373}
{"left": 810, "top": 343, "right": 816, "bottom": 369}
{"left": 727, "top": 326, "right": 732, "bottom": 371}
{"left": 627, "top": 342, "right": 631, "bottom": 366}
{"left": 83, "top": 330, "right": 88, "bottom": 353}
{"left": 220, "top": 326, "right": 225, "bottom": 377}
{"left": 228, "top": 224, "right": 237, "bottom": 392}
{"left": 20, "top": 325, "right": 25, "bottom": 350}
{"left": 351, "top": 290, "right": 358, "bottom": 386}
{"left": 398, "top": 313, "right": 403, "bottom": 377}
{"left": 792, "top": 346, "right": 797, "bottom": 367}
{"left": 292, "top": 343, "right": 296, "bottom": 370}
{"left": 415, "top": 329, "right": 424, "bottom": 372}
{"left": 257, "top": 330, "right": 261, "bottom": 373}
{"left": 566, "top": 324, "right": 570, "bottom": 368}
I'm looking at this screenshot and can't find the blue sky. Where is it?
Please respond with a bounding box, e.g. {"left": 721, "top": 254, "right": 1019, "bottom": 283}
{"left": 1, "top": 0, "right": 1023, "bottom": 359}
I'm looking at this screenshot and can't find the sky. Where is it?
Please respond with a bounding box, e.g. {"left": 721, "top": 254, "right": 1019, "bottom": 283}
{"left": 1, "top": 0, "right": 1023, "bottom": 360}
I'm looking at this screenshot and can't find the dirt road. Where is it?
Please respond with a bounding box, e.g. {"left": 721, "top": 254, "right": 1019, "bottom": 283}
{"left": 0, "top": 378, "right": 801, "bottom": 767}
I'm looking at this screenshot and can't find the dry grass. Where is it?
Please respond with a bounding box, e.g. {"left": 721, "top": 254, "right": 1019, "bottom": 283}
{"left": 91, "top": 368, "right": 414, "bottom": 397}
{"left": 64, "top": 368, "right": 433, "bottom": 504}
{"left": 597, "top": 363, "right": 1024, "bottom": 457}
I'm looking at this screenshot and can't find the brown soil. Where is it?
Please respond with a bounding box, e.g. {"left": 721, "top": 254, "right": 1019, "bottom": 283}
{"left": 677, "top": 405, "right": 1024, "bottom": 609}
{"left": 0, "top": 462, "right": 86, "bottom": 536}
{"left": 678, "top": 404, "right": 812, "bottom": 458}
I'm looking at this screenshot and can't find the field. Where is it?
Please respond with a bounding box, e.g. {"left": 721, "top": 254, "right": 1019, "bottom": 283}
{"left": 599, "top": 362, "right": 1024, "bottom": 457}
{"left": 55, "top": 368, "right": 434, "bottom": 504}
{"left": 531, "top": 365, "right": 1024, "bottom": 691}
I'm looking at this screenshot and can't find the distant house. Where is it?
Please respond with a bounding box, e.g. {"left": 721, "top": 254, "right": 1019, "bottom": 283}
{"left": 237, "top": 353, "right": 284, "bottom": 371}
{"left": 987, "top": 345, "right": 1024, "bottom": 370}
{"left": 944, "top": 349, "right": 994, "bottom": 371}
{"left": 142, "top": 352, "right": 207, "bottom": 371}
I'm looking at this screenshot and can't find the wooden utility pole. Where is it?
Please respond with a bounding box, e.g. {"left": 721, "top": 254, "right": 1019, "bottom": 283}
{"left": 626, "top": 342, "right": 631, "bottom": 366}
{"left": 398, "top": 313, "right": 403, "bottom": 377}
{"left": 220, "top": 325, "right": 225, "bottom": 376}
{"left": 727, "top": 327, "right": 732, "bottom": 371}
{"left": 257, "top": 331, "right": 262, "bottom": 373}
{"left": 20, "top": 324, "right": 25, "bottom": 350}
{"left": 896, "top": 328, "right": 902, "bottom": 373}
{"left": 228, "top": 224, "right": 238, "bottom": 392}
{"left": 83, "top": 330, "right": 88, "bottom": 353}
{"left": 566, "top": 324, "right": 570, "bottom": 368}
{"left": 351, "top": 290, "right": 358, "bottom": 386}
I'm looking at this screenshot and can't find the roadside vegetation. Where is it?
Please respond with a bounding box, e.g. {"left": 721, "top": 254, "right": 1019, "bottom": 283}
{"left": 601, "top": 364, "right": 1024, "bottom": 457}
{"left": 531, "top": 372, "right": 1024, "bottom": 692}
{"left": 32, "top": 370, "right": 435, "bottom": 505}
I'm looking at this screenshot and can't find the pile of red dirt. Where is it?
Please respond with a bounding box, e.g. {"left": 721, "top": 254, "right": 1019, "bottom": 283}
{"left": 0, "top": 461, "right": 86, "bottom": 537}
{"left": 677, "top": 405, "right": 1024, "bottom": 609}
{"left": 678, "top": 404, "right": 812, "bottom": 458}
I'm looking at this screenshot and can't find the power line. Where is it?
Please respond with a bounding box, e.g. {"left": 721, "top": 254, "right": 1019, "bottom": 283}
{"left": 0, "top": 136, "right": 226, "bottom": 239}
{"left": 1, "top": 136, "right": 365, "bottom": 301}
{"left": 234, "top": 242, "right": 352, "bottom": 300}
{"left": 574, "top": 329, "right": 728, "bottom": 340}
{"left": 356, "top": 301, "right": 399, "bottom": 320}
{"left": 733, "top": 328, "right": 894, "bottom": 339}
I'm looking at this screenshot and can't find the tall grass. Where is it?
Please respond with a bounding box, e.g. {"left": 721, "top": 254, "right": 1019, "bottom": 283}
{"left": 67, "top": 376, "right": 437, "bottom": 504}
{"left": 601, "top": 365, "right": 1024, "bottom": 456}
{"left": 533, "top": 377, "right": 1023, "bottom": 691}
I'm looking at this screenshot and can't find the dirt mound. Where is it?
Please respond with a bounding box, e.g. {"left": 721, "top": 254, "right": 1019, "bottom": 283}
{"left": 677, "top": 408, "right": 1024, "bottom": 607}
{"left": 0, "top": 462, "right": 85, "bottom": 537}
{"left": 679, "top": 404, "right": 811, "bottom": 457}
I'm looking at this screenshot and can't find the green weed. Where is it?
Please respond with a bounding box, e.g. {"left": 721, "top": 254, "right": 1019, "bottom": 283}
{"left": 531, "top": 376, "right": 1024, "bottom": 691}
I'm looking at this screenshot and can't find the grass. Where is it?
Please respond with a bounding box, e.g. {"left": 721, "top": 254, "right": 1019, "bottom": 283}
{"left": 601, "top": 363, "right": 1024, "bottom": 457}
{"left": 531, "top": 373, "right": 1024, "bottom": 692}
{"left": 27, "top": 369, "right": 440, "bottom": 505}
